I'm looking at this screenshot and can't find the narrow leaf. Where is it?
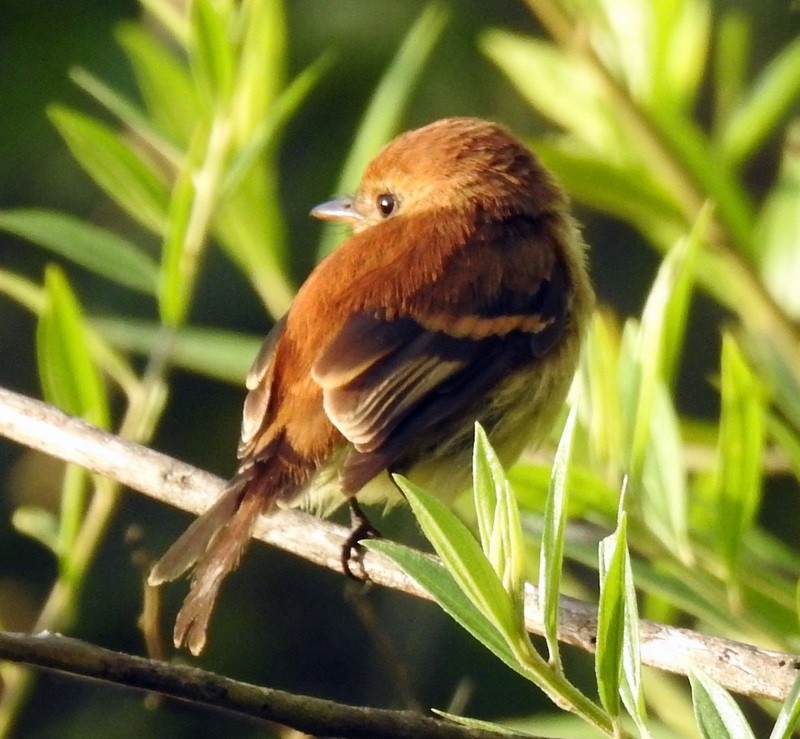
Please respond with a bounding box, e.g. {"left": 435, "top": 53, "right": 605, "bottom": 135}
{"left": 595, "top": 514, "right": 628, "bottom": 718}
{"left": 715, "top": 333, "right": 765, "bottom": 580}
{"left": 392, "top": 475, "right": 518, "bottom": 642}
{"left": 0, "top": 209, "right": 158, "bottom": 294}
{"left": 48, "top": 106, "right": 170, "bottom": 234}
{"left": 94, "top": 316, "right": 260, "bottom": 384}
{"left": 365, "top": 540, "right": 522, "bottom": 677}
{"left": 690, "top": 669, "right": 755, "bottom": 739}
{"left": 189, "top": 0, "right": 235, "bottom": 105}
{"left": 538, "top": 404, "right": 578, "bottom": 670}
{"left": 722, "top": 35, "right": 800, "bottom": 167}
{"left": 770, "top": 667, "right": 800, "bottom": 739}
{"left": 116, "top": 22, "right": 200, "bottom": 147}
{"left": 11, "top": 506, "right": 60, "bottom": 555}
{"left": 36, "top": 266, "right": 110, "bottom": 429}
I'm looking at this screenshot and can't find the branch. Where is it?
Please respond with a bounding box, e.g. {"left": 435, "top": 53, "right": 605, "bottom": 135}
{"left": 0, "top": 631, "right": 502, "bottom": 739}
{"left": 0, "top": 385, "right": 797, "bottom": 702}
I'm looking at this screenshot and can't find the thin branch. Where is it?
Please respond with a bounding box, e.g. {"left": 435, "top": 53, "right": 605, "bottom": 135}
{"left": 0, "top": 385, "right": 798, "bottom": 702}
{"left": 0, "top": 631, "right": 504, "bottom": 739}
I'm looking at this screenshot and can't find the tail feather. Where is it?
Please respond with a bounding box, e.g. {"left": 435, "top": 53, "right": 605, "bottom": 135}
{"left": 147, "top": 470, "right": 265, "bottom": 656}
{"left": 172, "top": 491, "right": 264, "bottom": 655}
{"left": 148, "top": 476, "right": 249, "bottom": 587}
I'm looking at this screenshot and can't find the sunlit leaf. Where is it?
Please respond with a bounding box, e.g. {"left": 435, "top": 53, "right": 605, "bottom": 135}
{"left": 0, "top": 209, "right": 158, "bottom": 294}
{"left": 538, "top": 405, "right": 578, "bottom": 670}
{"left": 690, "top": 669, "right": 755, "bottom": 739}
{"left": 48, "top": 106, "right": 170, "bottom": 234}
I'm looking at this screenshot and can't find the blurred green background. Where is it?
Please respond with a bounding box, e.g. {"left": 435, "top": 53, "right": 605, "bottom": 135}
{"left": 0, "top": 0, "right": 798, "bottom": 736}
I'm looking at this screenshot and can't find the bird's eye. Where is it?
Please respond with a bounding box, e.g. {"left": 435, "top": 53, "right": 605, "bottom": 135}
{"left": 376, "top": 193, "right": 396, "bottom": 218}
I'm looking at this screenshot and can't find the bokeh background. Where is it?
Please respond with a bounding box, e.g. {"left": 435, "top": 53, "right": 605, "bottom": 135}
{"left": 0, "top": 0, "right": 798, "bottom": 736}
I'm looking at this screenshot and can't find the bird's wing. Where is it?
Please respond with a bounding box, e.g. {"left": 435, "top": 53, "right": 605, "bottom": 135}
{"left": 311, "top": 259, "right": 569, "bottom": 493}
{"left": 238, "top": 314, "right": 287, "bottom": 460}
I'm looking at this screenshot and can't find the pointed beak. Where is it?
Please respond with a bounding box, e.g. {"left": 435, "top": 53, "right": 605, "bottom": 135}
{"left": 310, "top": 196, "right": 363, "bottom": 224}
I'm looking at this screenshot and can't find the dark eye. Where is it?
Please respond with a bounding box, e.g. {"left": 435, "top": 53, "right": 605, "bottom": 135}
{"left": 376, "top": 193, "right": 396, "bottom": 218}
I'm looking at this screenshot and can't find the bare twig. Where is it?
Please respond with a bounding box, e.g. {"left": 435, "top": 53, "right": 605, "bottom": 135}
{"left": 0, "top": 385, "right": 798, "bottom": 702}
{"left": 0, "top": 631, "right": 505, "bottom": 739}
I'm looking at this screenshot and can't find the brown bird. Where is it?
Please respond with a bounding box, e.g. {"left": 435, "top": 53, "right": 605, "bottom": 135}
{"left": 149, "top": 117, "right": 594, "bottom": 655}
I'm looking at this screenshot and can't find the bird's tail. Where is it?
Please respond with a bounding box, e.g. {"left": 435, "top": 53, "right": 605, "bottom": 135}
{"left": 148, "top": 466, "right": 264, "bottom": 656}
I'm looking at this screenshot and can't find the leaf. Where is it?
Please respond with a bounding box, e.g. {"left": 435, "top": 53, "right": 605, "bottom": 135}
{"left": 364, "top": 540, "right": 522, "bottom": 677}
{"left": 471, "top": 425, "right": 526, "bottom": 612}
{"left": 317, "top": 3, "right": 448, "bottom": 257}
{"left": 36, "top": 266, "right": 110, "bottom": 430}
{"left": 532, "top": 138, "right": 686, "bottom": 251}
{"left": 11, "top": 506, "right": 60, "bottom": 555}
{"left": 232, "top": 0, "right": 286, "bottom": 141}
{"left": 770, "top": 667, "right": 800, "bottom": 739}
{"left": 538, "top": 405, "right": 578, "bottom": 670}
{"left": 221, "top": 53, "right": 333, "bottom": 201}
{"left": 715, "top": 333, "right": 765, "bottom": 580}
{"left": 94, "top": 316, "right": 260, "bottom": 384}
{"left": 392, "top": 475, "right": 518, "bottom": 643}
{"left": 48, "top": 106, "right": 170, "bottom": 234}
{"left": 690, "top": 669, "right": 755, "bottom": 739}
{"left": 755, "top": 123, "right": 800, "bottom": 320}
{"left": 480, "top": 31, "right": 622, "bottom": 156}
{"left": 653, "top": 0, "right": 711, "bottom": 112}
{"left": 0, "top": 209, "right": 158, "bottom": 294}
{"left": 69, "top": 67, "right": 182, "bottom": 169}
{"left": 189, "top": 0, "right": 235, "bottom": 105}
{"left": 158, "top": 123, "right": 214, "bottom": 327}
{"left": 722, "top": 35, "right": 800, "bottom": 167}
{"left": 595, "top": 513, "right": 628, "bottom": 718}
{"left": 116, "top": 22, "right": 200, "bottom": 147}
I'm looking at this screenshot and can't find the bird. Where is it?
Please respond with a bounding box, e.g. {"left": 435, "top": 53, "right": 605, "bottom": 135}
{"left": 149, "top": 116, "right": 595, "bottom": 655}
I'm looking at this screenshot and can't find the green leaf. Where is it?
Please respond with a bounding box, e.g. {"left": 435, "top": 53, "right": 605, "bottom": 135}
{"left": 715, "top": 333, "right": 765, "bottom": 580}
{"left": 712, "top": 10, "right": 750, "bottom": 137}
{"left": 392, "top": 475, "right": 518, "bottom": 642}
{"left": 36, "top": 266, "right": 110, "bottom": 430}
{"left": 690, "top": 669, "right": 755, "bottom": 739}
{"left": 94, "top": 316, "right": 260, "bottom": 384}
{"left": 617, "top": 524, "right": 648, "bottom": 736}
{"left": 595, "top": 513, "right": 628, "bottom": 718}
{"left": 471, "top": 424, "right": 526, "bottom": 610}
{"left": 69, "top": 67, "right": 182, "bottom": 169}
{"left": 11, "top": 506, "right": 60, "bottom": 555}
{"left": 538, "top": 405, "right": 578, "bottom": 670}
{"left": 481, "top": 31, "right": 622, "bottom": 156}
{"left": 472, "top": 424, "right": 507, "bottom": 560}
{"left": 232, "top": 0, "right": 286, "bottom": 140}
{"left": 116, "top": 22, "right": 200, "bottom": 147}
{"left": 0, "top": 268, "right": 46, "bottom": 314}
{"left": 158, "top": 121, "right": 218, "bottom": 327}
{"left": 576, "top": 311, "right": 624, "bottom": 479}
{"left": 189, "top": 0, "right": 235, "bottom": 105}
{"left": 364, "top": 540, "right": 522, "bottom": 677}
{"left": 433, "top": 710, "right": 539, "bottom": 737}
{"left": 532, "top": 138, "right": 686, "bottom": 250}
{"left": 755, "top": 123, "right": 800, "bottom": 320}
{"left": 48, "top": 106, "right": 170, "bottom": 234}
{"left": 653, "top": 0, "right": 711, "bottom": 112}
{"left": 0, "top": 209, "right": 158, "bottom": 294}
{"left": 638, "top": 382, "right": 690, "bottom": 562}
{"left": 770, "top": 667, "right": 800, "bottom": 739}
{"left": 317, "top": 3, "right": 448, "bottom": 257}
{"left": 722, "top": 35, "right": 800, "bottom": 167}
{"left": 221, "top": 53, "right": 333, "bottom": 201}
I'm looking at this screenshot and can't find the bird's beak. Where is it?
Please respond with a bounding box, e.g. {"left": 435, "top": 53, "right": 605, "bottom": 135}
{"left": 310, "top": 196, "right": 363, "bottom": 224}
